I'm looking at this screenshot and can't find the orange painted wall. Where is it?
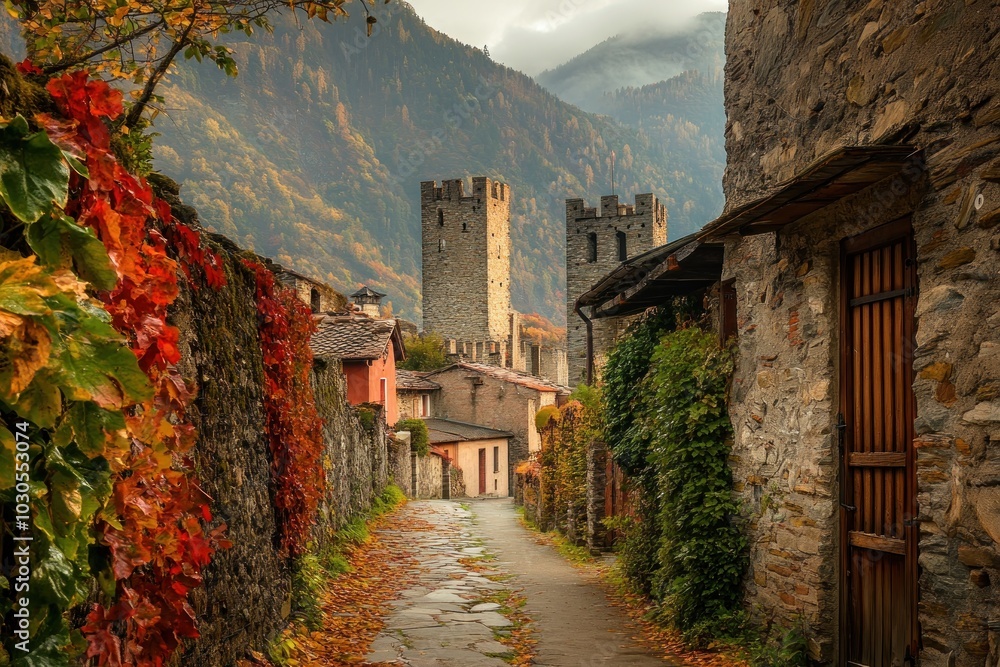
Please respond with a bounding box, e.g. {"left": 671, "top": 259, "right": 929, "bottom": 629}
{"left": 342, "top": 344, "right": 398, "bottom": 424}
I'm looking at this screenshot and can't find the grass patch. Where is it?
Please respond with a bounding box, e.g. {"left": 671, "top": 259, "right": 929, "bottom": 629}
{"left": 287, "top": 484, "right": 407, "bottom": 635}
{"left": 515, "top": 508, "right": 594, "bottom": 566}
{"left": 479, "top": 589, "right": 535, "bottom": 666}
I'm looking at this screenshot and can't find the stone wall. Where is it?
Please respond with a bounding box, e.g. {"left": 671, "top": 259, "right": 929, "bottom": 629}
{"left": 421, "top": 177, "right": 512, "bottom": 342}
{"left": 414, "top": 453, "right": 444, "bottom": 499}
{"left": 565, "top": 194, "right": 667, "bottom": 385}
{"left": 161, "top": 187, "right": 400, "bottom": 665}
{"left": 724, "top": 2, "right": 1000, "bottom": 664}
{"left": 430, "top": 367, "right": 558, "bottom": 493}
{"left": 450, "top": 464, "right": 467, "bottom": 499}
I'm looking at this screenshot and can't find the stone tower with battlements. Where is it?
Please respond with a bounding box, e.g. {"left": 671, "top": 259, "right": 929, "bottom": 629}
{"left": 421, "top": 177, "right": 512, "bottom": 344}
{"left": 565, "top": 193, "right": 667, "bottom": 385}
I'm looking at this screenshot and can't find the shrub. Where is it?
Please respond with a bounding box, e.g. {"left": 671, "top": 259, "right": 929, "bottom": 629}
{"left": 399, "top": 332, "right": 448, "bottom": 371}
{"left": 395, "top": 418, "right": 429, "bottom": 456}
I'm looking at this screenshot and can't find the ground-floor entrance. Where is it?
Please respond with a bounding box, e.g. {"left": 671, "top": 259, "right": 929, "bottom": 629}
{"left": 839, "top": 218, "right": 919, "bottom": 667}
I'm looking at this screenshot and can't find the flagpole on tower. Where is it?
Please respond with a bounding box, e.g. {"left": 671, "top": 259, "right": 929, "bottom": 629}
{"left": 611, "top": 150, "right": 616, "bottom": 196}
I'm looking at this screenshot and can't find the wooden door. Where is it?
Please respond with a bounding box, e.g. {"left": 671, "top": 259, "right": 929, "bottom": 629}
{"left": 478, "top": 448, "right": 487, "bottom": 495}
{"left": 840, "top": 218, "right": 918, "bottom": 667}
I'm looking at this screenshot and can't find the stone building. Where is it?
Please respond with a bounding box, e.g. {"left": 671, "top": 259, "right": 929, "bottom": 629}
{"left": 420, "top": 176, "right": 568, "bottom": 385}
{"left": 396, "top": 369, "right": 439, "bottom": 420}
{"left": 421, "top": 177, "right": 513, "bottom": 346}
{"left": 565, "top": 194, "right": 667, "bottom": 385}
{"left": 426, "top": 362, "right": 570, "bottom": 495}
{"left": 576, "top": 2, "right": 1000, "bottom": 664}
{"left": 270, "top": 263, "right": 346, "bottom": 314}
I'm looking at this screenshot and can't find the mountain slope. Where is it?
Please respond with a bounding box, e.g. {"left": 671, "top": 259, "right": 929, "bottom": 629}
{"left": 145, "top": 3, "right": 716, "bottom": 324}
{"left": 536, "top": 12, "right": 727, "bottom": 240}
{"left": 0, "top": 5, "right": 723, "bottom": 324}
{"left": 536, "top": 13, "right": 726, "bottom": 109}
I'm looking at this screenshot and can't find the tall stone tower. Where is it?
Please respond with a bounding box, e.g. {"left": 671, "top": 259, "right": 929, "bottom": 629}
{"left": 421, "top": 177, "right": 512, "bottom": 343}
{"left": 565, "top": 193, "right": 667, "bottom": 385}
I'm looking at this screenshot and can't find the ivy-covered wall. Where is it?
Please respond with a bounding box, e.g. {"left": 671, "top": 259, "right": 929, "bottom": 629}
{"left": 166, "top": 190, "right": 402, "bottom": 665}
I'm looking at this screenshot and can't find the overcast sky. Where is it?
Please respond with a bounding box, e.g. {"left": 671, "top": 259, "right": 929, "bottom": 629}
{"left": 404, "top": 0, "right": 727, "bottom": 75}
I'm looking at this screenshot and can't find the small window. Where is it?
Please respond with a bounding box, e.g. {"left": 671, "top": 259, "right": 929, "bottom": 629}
{"left": 617, "top": 231, "right": 627, "bottom": 261}
{"left": 421, "top": 394, "right": 430, "bottom": 417}
{"left": 462, "top": 222, "right": 468, "bottom": 232}
{"left": 493, "top": 446, "right": 499, "bottom": 473}
{"left": 379, "top": 378, "right": 388, "bottom": 404}
{"left": 587, "top": 233, "right": 598, "bottom": 263}
{"left": 437, "top": 208, "right": 444, "bottom": 225}
{"left": 310, "top": 287, "right": 321, "bottom": 313}
{"left": 438, "top": 239, "right": 446, "bottom": 252}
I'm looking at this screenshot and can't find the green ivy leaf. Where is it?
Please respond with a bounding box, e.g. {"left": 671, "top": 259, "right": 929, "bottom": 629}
{"left": 31, "top": 544, "right": 82, "bottom": 608}
{"left": 11, "top": 374, "right": 62, "bottom": 429}
{"left": 56, "top": 401, "right": 126, "bottom": 458}
{"left": 26, "top": 215, "right": 117, "bottom": 291}
{"left": 0, "top": 115, "right": 70, "bottom": 223}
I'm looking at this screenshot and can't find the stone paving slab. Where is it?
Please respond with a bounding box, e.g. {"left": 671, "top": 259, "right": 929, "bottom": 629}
{"left": 364, "top": 502, "right": 516, "bottom": 666}
{"left": 364, "top": 499, "right": 672, "bottom": 667}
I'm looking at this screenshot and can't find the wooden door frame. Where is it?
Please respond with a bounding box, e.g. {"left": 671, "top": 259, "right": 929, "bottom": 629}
{"left": 838, "top": 216, "right": 919, "bottom": 666}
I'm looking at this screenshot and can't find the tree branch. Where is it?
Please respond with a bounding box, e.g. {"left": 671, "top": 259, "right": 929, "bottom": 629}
{"left": 123, "top": 20, "right": 194, "bottom": 129}
{"left": 42, "top": 19, "right": 166, "bottom": 74}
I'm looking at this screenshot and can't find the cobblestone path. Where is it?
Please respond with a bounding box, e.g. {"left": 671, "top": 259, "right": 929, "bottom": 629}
{"left": 364, "top": 498, "right": 671, "bottom": 667}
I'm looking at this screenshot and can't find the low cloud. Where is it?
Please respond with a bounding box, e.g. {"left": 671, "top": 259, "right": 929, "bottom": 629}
{"left": 406, "top": 0, "right": 727, "bottom": 75}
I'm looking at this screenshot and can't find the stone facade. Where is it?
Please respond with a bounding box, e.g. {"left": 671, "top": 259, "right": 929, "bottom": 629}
{"left": 273, "top": 265, "right": 346, "bottom": 314}
{"left": 722, "top": 2, "right": 1000, "bottom": 665}
{"left": 427, "top": 365, "right": 563, "bottom": 496}
{"left": 565, "top": 194, "right": 667, "bottom": 385}
{"left": 421, "top": 177, "right": 512, "bottom": 343}
{"left": 160, "top": 191, "right": 402, "bottom": 665}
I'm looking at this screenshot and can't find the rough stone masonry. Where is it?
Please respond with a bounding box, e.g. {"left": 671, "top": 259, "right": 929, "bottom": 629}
{"left": 721, "top": 1, "right": 1000, "bottom": 665}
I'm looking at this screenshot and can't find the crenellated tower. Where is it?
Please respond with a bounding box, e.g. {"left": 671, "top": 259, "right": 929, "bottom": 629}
{"left": 565, "top": 193, "right": 667, "bottom": 385}
{"left": 421, "top": 177, "right": 512, "bottom": 343}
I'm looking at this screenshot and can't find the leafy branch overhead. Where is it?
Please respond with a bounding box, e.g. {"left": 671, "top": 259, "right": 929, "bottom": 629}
{"left": 6, "top": 0, "right": 387, "bottom": 126}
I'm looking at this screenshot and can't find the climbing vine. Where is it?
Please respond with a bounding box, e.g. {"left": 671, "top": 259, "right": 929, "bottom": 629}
{"left": 643, "top": 327, "right": 745, "bottom": 638}
{"left": 534, "top": 386, "right": 599, "bottom": 539}
{"left": 243, "top": 259, "right": 326, "bottom": 557}
{"left": 0, "top": 66, "right": 227, "bottom": 666}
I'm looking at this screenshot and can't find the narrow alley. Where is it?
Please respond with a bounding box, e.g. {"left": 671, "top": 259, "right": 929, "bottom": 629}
{"left": 362, "top": 499, "right": 671, "bottom": 667}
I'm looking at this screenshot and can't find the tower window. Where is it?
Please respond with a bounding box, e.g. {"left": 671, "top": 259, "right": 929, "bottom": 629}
{"left": 587, "top": 233, "right": 598, "bottom": 263}
{"left": 438, "top": 208, "right": 444, "bottom": 225}
{"left": 617, "top": 231, "right": 627, "bottom": 261}
{"left": 463, "top": 222, "right": 468, "bottom": 232}
{"left": 310, "top": 287, "right": 321, "bottom": 313}
{"left": 438, "top": 239, "right": 446, "bottom": 252}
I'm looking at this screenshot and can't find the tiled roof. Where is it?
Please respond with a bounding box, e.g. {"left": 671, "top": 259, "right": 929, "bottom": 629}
{"left": 428, "top": 362, "right": 570, "bottom": 394}
{"left": 396, "top": 370, "right": 441, "bottom": 392}
{"left": 350, "top": 285, "right": 386, "bottom": 299}
{"left": 311, "top": 315, "right": 402, "bottom": 361}
{"left": 423, "top": 418, "right": 513, "bottom": 444}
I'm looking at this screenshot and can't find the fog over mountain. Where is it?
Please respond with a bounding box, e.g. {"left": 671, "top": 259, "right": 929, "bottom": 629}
{"left": 406, "top": 0, "right": 727, "bottom": 75}
{"left": 536, "top": 12, "right": 725, "bottom": 109}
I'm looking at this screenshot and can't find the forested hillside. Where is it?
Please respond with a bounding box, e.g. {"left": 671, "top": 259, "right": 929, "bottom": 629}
{"left": 0, "top": 4, "right": 725, "bottom": 324}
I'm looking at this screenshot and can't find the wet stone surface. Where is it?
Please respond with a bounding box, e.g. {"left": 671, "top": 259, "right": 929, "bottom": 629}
{"left": 365, "top": 502, "right": 514, "bottom": 667}
{"left": 364, "top": 499, "right": 671, "bottom": 667}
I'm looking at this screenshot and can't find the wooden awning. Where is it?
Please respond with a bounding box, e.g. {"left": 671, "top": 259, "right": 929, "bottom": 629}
{"left": 576, "top": 233, "right": 724, "bottom": 319}
{"left": 697, "top": 145, "right": 919, "bottom": 240}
